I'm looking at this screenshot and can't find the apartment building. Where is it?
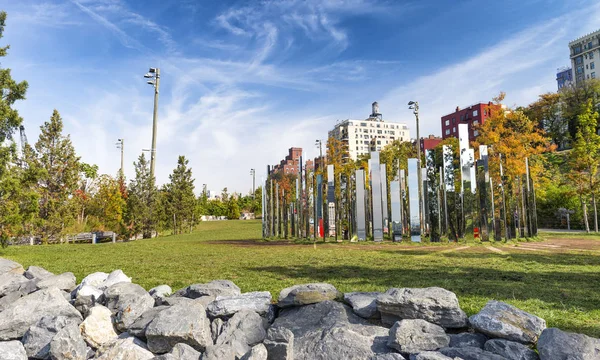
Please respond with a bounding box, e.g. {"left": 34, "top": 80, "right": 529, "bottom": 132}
{"left": 569, "top": 29, "right": 600, "bottom": 85}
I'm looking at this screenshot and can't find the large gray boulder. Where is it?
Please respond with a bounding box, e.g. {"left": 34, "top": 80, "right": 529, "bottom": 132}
{"left": 36, "top": 272, "right": 76, "bottom": 291}
{"left": 207, "top": 291, "right": 272, "bottom": 318}
{"left": 0, "top": 292, "right": 22, "bottom": 312}
{"left": 263, "top": 327, "right": 293, "bottom": 360}
{"left": 203, "top": 343, "right": 235, "bottom": 360}
{"left": 468, "top": 301, "right": 546, "bottom": 345}
{"left": 146, "top": 301, "right": 211, "bottom": 354}
{"left": 377, "top": 287, "right": 468, "bottom": 329}
{"left": 22, "top": 315, "right": 82, "bottom": 359}
{"left": 80, "top": 272, "right": 109, "bottom": 288}
{"left": 387, "top": 319, "right": 450, "bottom": 354}
{"left": 372, "top": 354, "right": 407, "bottom": 360}
{"left": 175, "top": 280, "right": 241, "bottom": 302}
{"left": 49, "top": 323, "right": 88, "bottom": 360}
{"left": 95, "top": 335, "right": 154, "bottom": 360}
{"left": 241, "top": 343, "right": 268, "bottom": 360}
{"left": 449, "top": 332, "right": 487, "bottom": 348}
{"left": 215, "top": 310, "right": 267, "bottom": 358}
{"left": 409, "top": 352, "right": 453, "bottom": 360}
{"left": 73, "top": 285, "right": 104, "bottom": 317}
{"left": 278, "top": 283, "right": 341, "bottom": 308}
{"left": 439, "top": 346, "right": 508, "bottom": 360}
{"left": 0, "top": 258, "right": 24, "bottom": 275}
{"left": 270, "top": 300, "right": 395, "bottom": 359}
{"left": 24, "top": 266, "right": 54, "bottom": 280}
{"left": 151, "top": 343, "right": 202, "bottom": 360}
{"left": 0, "top": 287, "right": 82, "bottom": 340}
{"left": 536, "top": 328, "right": 600, "bottom": 360}
{"left": 99, "top": 269, "right": 132, "bottom": 290}
{"left": 343, "top": 292, "right": 380, "bottom": 319}
{"left": 149, "top": 285, "right": 172, "bottom": 305}
{"left": 0, "top": 273, "right": 36, "bottom": 298}
{"left": 211, "top": 318, "right": 225, "bottom": 344}
{"left": 104, "top": 282, "right": 154, "bottom": 332}
{"left": 128, "top": 306, "right": 169, "bottom": 340}
{"left": 79, "top": 305, "right": 118, "bottom": 349}
{"left": 484, "top": 339, "right": 538, "bottom": 360}
{"left": 0, "top": 340, "right": 27, "bottom": 360}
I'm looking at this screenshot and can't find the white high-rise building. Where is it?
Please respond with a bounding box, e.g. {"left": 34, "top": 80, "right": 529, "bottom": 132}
{"left": 328, "top": 102, "right": 410, "bottom": 161}
{"left": 569, "top": 29, "right": 600, "bottom": 85}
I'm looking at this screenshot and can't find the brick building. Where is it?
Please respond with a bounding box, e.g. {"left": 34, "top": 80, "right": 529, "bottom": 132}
{"left": 440, "top": 102, "right": 503, "bottom": 142}
{"left": 420, "top": 135, "right": 443, "bottom": 153}
{"left": 271, "top": 147, "right": 302, "bottom": 175}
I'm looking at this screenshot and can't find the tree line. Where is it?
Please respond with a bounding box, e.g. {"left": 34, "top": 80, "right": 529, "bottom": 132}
{"left": 0, "top": 12, "right": 261, "bottom": 246}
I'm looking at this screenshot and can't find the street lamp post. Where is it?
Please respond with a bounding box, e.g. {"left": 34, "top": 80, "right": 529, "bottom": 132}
{"left": 144, "top": 68, "right": 160, "bottom": 179}
{"left": 116, "top": 139, "right": 124, "bottom": 179}
{"left": 250, "top": 169, "right": 256, "bottom": 199}
{"left": 408, "top": 101, "right": 424, "bottom": 235}
{"left": 315, "top": 139, "right": 323, "bottom": 172}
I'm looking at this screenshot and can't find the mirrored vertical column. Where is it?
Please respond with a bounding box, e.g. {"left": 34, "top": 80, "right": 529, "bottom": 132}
{"left": 400, "top": 169, "right": 406, "bottom": 235}
{"left": 370, "top": 152, "right": 384, "bottom": 241}
{"left": 327, "top": 165, "right": 336, "bottom": 237}
{"left": 381, "top": 163, "right": 389, "bottom": 237}
{"left": 390, "top": 178, "right": 401, "bottom": 241}
{"left": 355, "top": 169, "right": 367, "bottom": 241}
{"left": 426, "top": 150, "right": 440, "bottom": 242}
{"left": 443, "top": 145, "right": 457, "bottom": 241}
{"left": 316, "top": 174, "right": 323, "bottom": 239}
{"left": 408, "top": 158, "right": 421, "bottom": 242}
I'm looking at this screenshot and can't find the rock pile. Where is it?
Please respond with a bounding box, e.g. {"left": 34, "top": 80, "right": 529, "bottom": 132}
{"left": 0, "top": 257, "right": 598, "bottom": 359}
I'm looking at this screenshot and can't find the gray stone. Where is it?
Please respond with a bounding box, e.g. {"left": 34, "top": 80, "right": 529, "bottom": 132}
{"left": 152, "top": 343, "right": 202, "bottom": 360}
{"left": 377, "top": 287, "right": 468, "bottom": 329}
{"left": 0, "top": 258, "right": 24, "bottom": 275}
{"left": 343, "top": 292, "right": 380, "bottom": 319}
{"left": 36, "top": 272, "right": 77, "bottom": 291}
{"left": 0, "top": 340, "right": 27, "bottom": 360}
{"left": 387, "top": 319, "right": 450, "bottom": 354}
{"left": 0, "top": 287, "right": 82, "bottom": 340}
{"left": 104, "top": 282, "right": 154, "bottom": 332}
{"left": 207, "top": 291, "right": 272, "bottom": 318}
{"left": 278, "top": 283, "right": 341, "bottom": 308}
{"left": 161, "top": 296, "right": 197, "bottom": 307}
{"left": 22, "top": 315, "right": 81, "bottom": 359}
{"left": 484, "top": 339, "right": 538, "bottom": 360}
{"left": 79, "top": 305, "right": 118, "bottom": 349}
{"left": 49, "top": 323, "right": 88, "bottom": 360}
{"left": 241, "top": 343, "right": 268, "bottom": 360}
{"left": 80, "top": 272, "right": 109, "bottom": 289}
{"left": 468, "top": 301, "right": 546, "bottom": 345}
{"left": 95, "top": 335, "right": 154, "bottom": 360}
{"left": 372, "top": 354, "right": 407, "bottom": 360}
{"left": 215, "top": 310, "right": 267, "bottom": 358}
{"left": 128, "top": 306, "right": 169, "bottom": 340}
{"left": 211, "top": 318, "right": 224, "bottom": 344}
{"left": 146, "top": 301, "right": 211, "bottom": 354}
{"left": 73, "top": 285, "right": 104, "bottom": 316}
{"left": 263, "top": 304, "right": 277, "bottom": 324}
{"left": 409, "top": 352, "right": 454, "bottom": 360}
{"left": 176, "top": 280, "right": 241, "bottom": 301}
{"left": 0, "top": 273, "right": 36, "bottom": 298}
{"left": 25, "top": 266, "right": 54, "bottom": 280}
{"left": 439, "top": 346, "right": 508, "bottom": 360}
{"left": 537, "top": 328, "right": 600, "bottom": 360}
{"left": 270, "top": 300, "right": 395, "bottom": 359}
{"left": 0, "top": 292, "right": 22, "bottom": 312}
{"left": 263, "top": 327, "right": 293, "bottom": 360}
{"left": 149, "top": 285, "right": 172, "bottom": 305}
{"left": 449, "top": 333, "right": 487, "bottom": 349}
{"left": 202, "top": 343, "right": 235, "bottom": 360}
{"left": 99, "top": 270, "right": 132, "bottom": 290}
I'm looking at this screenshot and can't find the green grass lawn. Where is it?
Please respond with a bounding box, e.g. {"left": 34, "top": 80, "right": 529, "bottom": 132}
{"left": 2, "top": 220, "right": 600, "bottom": 338}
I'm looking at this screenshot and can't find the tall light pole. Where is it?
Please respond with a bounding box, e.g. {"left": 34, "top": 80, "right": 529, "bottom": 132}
{"left": 116, "top": 139, "right": 124, "bottom": 179}
{"left": 408, "top": 101, "right": 424, "bottom": 235}
{"left": 250, "top": 169, "right": 256, "bottom": 199}
{"left": 144, "top": 68, "right": 160, "bottom": 179}
{"left": 315, "top": 139, "right": 323, "bottom": 171}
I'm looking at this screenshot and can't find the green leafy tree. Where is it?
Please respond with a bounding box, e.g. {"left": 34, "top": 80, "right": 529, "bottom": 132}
{"left": 89, "top": 175, "right": 126, "bottom": 231}
{"left": 33, "top": 110, "right": 80, "bottom": 241}
{"left": 524, "top": 92, "right": 569, "bottom": 149}
{"left": 227, "top": 197, "right": 241, "bottom": 220}
{"left": 126, "top": 153, "right": 157, "bottom": 238}
{"left": 165, "top": 156, "right": 196, "bottom": 234}
{"left": 73, "top": 162, "right": 98, "bottom": 227}
{"left": 559, "top": 79, "right": 600, "bottom": 141}
{"left": 569, "top": 99, "right": 600, "bottom": 232}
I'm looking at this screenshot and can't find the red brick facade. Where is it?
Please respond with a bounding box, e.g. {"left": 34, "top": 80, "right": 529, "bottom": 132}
{"left": 440, "top": 102, "right": 502, "bottom": 142}
{"left": 420, "top": 135, "right": 443, "bottom": 153}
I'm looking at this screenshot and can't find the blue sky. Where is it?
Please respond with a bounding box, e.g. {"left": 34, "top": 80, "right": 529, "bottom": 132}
{"left": 2, "top": 0, "right": 600, "bottom": 194}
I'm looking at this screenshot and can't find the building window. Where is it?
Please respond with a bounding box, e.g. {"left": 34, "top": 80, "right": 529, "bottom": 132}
{"left": 576, "top": 56, "right": 583, "bottom": 65}
{"left": 589, "top": 41, "right": 593, "bottom": 49}
{"left": 377, "top": 130, "right": 382, "bottom": 134}
{"left": 474, "top": 130, "right": 479, "bottom": 136}
{"left": 593, "top": 72, "right": 596, "bottom": 79}
{"left": 473, "top": 110, "right": 478, "bottom": 116}
{"left": 460, "top": 115, "right": 464, "bottom": 121}
{"left": 590, "top": 52, "right": 595, "bottom": 59}
{"left": 445, "top": 119, "right": 450, "bottom": 126}
{"left": 473, "top": 120, "right": 479, "bottom": 125}
{"left": 356, "top": 147, "right": 358, "bottom": 150}
{"left": 445, "top": 129, "right": 450, "bottom": 135}
{"left": 453, "top": 127, "right": 456, "bottom": 133}
{"left": 360, "top": 123, "right": 367, "bottom": 127}
{"left": 377, "top": 141, "right": 381, "bottom": 145}
{"left": 591, "top": 62, "right": 595, "bottom": 69}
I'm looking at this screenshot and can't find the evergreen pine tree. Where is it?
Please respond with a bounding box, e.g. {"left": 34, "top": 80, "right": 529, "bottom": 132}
{"left": 127, "top": 153, "right": 157, "bottom": 238}
{"left": 166, "top": 156, "right": 196, "bottom": 234}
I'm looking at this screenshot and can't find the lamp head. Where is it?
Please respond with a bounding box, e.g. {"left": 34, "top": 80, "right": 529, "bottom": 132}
{"left": 144, "top": 73, "right": 153, "bottom": 78}
{"left": 149, "top": 68, "right": 157, "bottom": 73}
{"left": 408, "top": 101, "right": 415, "bottom": 106}
{"left": 147, "top": 80, "right": 155, "bottom": 85}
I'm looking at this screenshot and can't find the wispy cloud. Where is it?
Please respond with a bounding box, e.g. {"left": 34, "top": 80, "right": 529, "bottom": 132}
{"left": 12, "top": 2, "right": 83, "bottom": 27}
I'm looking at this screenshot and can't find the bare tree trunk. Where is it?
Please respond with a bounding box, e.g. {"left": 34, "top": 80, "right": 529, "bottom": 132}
{"left": 592, "top": 192, "right": 598, "bottom": 233}
{"left": 582, "top": 196, "right": 590, "bottom": 233}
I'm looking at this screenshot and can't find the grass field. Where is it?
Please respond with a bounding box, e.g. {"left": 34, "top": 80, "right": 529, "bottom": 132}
{"left": 2, "top": 220, "right": 600, "bottom": 338}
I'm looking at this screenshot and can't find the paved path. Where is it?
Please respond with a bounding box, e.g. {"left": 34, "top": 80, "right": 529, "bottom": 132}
{"left": 440, "top": 246, "right": 470, "bottom": 253}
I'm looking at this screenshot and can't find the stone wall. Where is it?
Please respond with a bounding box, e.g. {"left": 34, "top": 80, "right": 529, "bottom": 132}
{"left": 0, "top": 257, "right": 598, "bottom": 360}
